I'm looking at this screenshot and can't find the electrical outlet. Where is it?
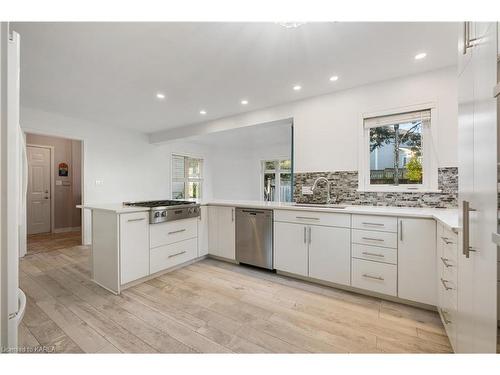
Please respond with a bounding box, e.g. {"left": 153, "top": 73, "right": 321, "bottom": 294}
{"left": 302, "top": 186, "right": 313, "bottom": 195}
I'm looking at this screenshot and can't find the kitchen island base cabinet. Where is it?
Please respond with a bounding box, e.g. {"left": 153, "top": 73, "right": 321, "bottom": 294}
{"left": 150, "top": 238, "right": 198, "bottom": 274}
{"left": 398, "top": 218, "right": 437, "bottom": 306}
{"left": 208, "top": 206, "right": 236, "bottom": 261}
{"left": 119, "top": 212, "right": 149, "bottom": 284}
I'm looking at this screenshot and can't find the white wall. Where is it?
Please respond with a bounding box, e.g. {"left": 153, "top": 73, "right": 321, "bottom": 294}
{"left": 209, "top": 141, "right": 291, "bottom": 201}
{"left": 20, "top": 107, "right": 212, "bottom": 244}
{"left": 151, "top": 66, "right": 458, "bottom": 172}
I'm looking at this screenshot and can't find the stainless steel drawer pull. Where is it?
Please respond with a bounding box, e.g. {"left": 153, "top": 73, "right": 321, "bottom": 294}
{"left": 361, "top": 237, "right": 384, "bottom": 242}
{"left": 440, "top": 278, "right": 453, "bottom": 291}
{"left": 128, "top": 218, "right": 145, "bottom": 222}
{"left": 362, "top": 251, "right": 385, "bottom": 258}
{"left": 441, "top": 236, "right": 453, "bottom": 245}
{"left": 440, "top": 308, "right": 452, "bottom": 325}
{"left": 296, "top": 216, "right": 320, "bottom": 221}
{"left": 361, "top": 222, "right": 384, "bottom": 227}
{"left": 168, "top": 250, "right": 186, "bottom": 258}
{"left": 168, "top": 229, "right": 186, "bottom": 235}
{"left": 440, "top": 257, "right": 453, "bottom": 268}
{"left": 362, "top": 274, "right": 384, "bottom": 281}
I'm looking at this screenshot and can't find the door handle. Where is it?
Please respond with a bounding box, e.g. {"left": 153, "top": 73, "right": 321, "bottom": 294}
{"left": 462, "top": 200, "right": 477, "bottom": 258}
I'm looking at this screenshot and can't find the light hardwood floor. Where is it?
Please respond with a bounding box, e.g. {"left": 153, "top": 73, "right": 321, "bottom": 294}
{"left": 19, "top": 232, "right": 454, "bottom": 353}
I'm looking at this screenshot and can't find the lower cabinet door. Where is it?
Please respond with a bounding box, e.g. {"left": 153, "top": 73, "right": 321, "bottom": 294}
{"left": 398, "top": 218, "right": 437, "bottom": 305}
{"left": 120, "top": 212, "right": 150, "bottom": 284}
{"left": 274, "top": 222, "right": 308, "bottom": 276}
{"left": 308, "top": 226, "right": 351, "bottom": 286}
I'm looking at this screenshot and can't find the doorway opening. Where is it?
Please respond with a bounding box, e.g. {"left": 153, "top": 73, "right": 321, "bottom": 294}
{"left": 25, "top": 133, "right": 83, "bottom": 255}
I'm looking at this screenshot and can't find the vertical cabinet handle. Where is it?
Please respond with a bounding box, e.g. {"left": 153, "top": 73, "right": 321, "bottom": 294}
{"left": 462, "top": 200, "right": 476, "bottom": 258}
{"left": 308, "top": 227, "right": 312, "bottom": 244}
{"left": 303, "top": 227, "right": 306, "bottom": 244}
{"left": 399, "top": 220, "right": 403, "bottom": 241}
{"left": 232, "top": 208, "right": 234, "bottom": 222}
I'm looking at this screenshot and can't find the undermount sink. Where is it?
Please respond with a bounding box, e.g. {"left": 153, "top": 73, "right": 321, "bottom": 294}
{"left": 292, "top": 203, "right": 347, "bottom": 209}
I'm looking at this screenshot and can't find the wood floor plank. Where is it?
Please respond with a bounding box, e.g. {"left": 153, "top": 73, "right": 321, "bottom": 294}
{"left": 18, "top": 231, "right": 453, "bottom": 353}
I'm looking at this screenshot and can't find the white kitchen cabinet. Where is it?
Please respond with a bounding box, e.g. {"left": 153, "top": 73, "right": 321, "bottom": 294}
{"left": 207, "top": 205, "right": 235, "bottom": 260}
{"left": 308, "top": 225, "right": 351, "bottom": 285}
{"left": 397, "top": 218, "right": 437, "bottom": 305}
{"left": 274, "top": 222, "right": 308, "bottom": 276}
{"left": 119, "top": 212, "right": 149, "bottom": 284}
{"left": 274, "top": 211, "right": 351, "bottom": 285}
{"left": 197, "top": 205, "right": 209, "bottom": 257}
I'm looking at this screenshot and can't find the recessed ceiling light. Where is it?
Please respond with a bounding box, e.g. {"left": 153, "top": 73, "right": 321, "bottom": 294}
{"left": 293, "top": 85, "right": 302, "bottom": 91}
{"left": 156, "top": 92, "right": 165, "bottom": 99}
{"left": 241, "top": 99, "right": 249, "bottom": 105}
{"left": 329, "top": 75, "right": 339, "bottom": 82}
{"left": 415, "top": 52, "right": 427, "bottom": 60}
{"left": 199, "top": 110, "right": 207, "bottom": 115}
{"left": 277, "top": 22, "right": 307, "bottom": 29}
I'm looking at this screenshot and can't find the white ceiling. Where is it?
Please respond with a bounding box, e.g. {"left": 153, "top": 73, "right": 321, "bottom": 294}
{"left": 12, "top": 22, "right": 459, "bottom": 134}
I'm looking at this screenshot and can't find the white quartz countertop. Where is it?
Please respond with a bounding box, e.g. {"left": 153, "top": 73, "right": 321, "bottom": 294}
{"left": 77, "top": 203, "right": 150, "bottom": 214}
{"left": 202, "top": 200, "right": 460, "bottom": 232}
{"left": 78, "top": 200, "right": 459, "bottom": 231}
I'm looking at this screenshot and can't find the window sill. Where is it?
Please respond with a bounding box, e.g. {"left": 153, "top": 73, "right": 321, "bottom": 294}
{"left": 357, "top": 188, "right": 442, "bottom": 193}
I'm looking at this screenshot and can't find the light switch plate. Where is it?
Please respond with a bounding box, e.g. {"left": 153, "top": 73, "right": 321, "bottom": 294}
{"left": 95, "top": 179, "right": 104, "bottom": 186}
{"left": 302, "top": 186, "right": 313, "bottom": 195}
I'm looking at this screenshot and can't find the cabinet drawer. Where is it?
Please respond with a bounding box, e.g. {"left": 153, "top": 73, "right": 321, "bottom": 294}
{"left": 150, "top": 218, "right": 197, "bottom": 249}
{"left": 351, "top": 258, "right": 397, "bottom": 296}
{"left": 439, "top": 305, "right": 457, "bottom": 350}
{"left": 352, "top": 229, "right": 397, "bottom": 249}
{"left": 150, "top": 238, "right": 198, "bottom": 274}
{"left": 352, "top": 243, "right": 397, "bottom": 265}
{"left": 441, "top": 236, "right": 458, "bottom": 263}
{"left": 274, "top": 209, "right": 350, "bottom": 228}
{"left": 352, "top": 215, "right": 397, "bottom": 233}
{"left": 439, "top": 266, "right": 457, "bottom": 309}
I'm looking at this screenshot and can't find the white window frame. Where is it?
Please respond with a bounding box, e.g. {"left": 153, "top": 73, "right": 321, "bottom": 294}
{"left": 358, "top": 103, "right": 439, "bottom": 193}
{"left": 171, "top": 153, "right": 204, "bottom": 200}
{"left": 260, "top": 158, "right": 292, "bottom": 202}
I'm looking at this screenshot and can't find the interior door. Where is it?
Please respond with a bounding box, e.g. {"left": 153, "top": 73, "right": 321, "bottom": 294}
{"left": 457, "top": 22, "right": 498, "bottom": 353}
{"left": 27, "top": 146, "right": 51, "bottom": 234}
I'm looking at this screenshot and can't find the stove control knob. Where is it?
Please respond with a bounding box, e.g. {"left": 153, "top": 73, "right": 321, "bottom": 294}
{"left": 161, "top": 211, "right": 167, "bottom": 217}
{"left": 189, "top": 208, "right": 194, "bottom": 214}
{"left": 154, "top": 212, "right": 160, "bottom": 218}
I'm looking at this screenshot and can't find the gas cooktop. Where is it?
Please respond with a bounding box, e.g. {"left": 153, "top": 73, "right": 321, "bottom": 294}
{"left": 123, "top": 200, "right": 200, "bottom": 224}
{"left": 123, "top": 200, "right": 197, "bottom": 208}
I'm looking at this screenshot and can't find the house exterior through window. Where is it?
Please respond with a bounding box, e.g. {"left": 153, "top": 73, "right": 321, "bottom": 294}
{"left": 262, "top": 159, "right": 292, "bottom": 202}
{"left": 361, "top": 108, "right": 433, "bottom": 191}
{"left": 172, "top": 154, "right": 203, "bottom": 200}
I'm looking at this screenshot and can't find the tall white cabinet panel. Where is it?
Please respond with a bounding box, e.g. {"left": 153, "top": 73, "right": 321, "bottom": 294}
{"left": 308, "top": 225, "right": 351, "bottom": 285}
{"left": 457, "top": 21, "right": 498, "bottom": 353}
{"left": 274, "top": 222, "right": 308, "bottom": 276}
{"left": 397, "top": 218, "right": 437, "bottom": 306}
{"left": 119, "top": 212, "right": 149, "bottom": 284}
{"left": 197, "top": 206, "right": 209, "bottom": 257}
{"left": 207, "top": 206, "right": 236, "bottom": 261}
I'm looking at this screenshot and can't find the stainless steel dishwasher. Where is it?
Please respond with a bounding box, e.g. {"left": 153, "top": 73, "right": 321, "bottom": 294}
{"left": 235, "top": 208, "right": 273, "bottom": 270}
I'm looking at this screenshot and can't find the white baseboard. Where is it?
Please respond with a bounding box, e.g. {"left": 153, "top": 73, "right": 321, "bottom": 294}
{"left": 53, "top": 226, "right": 81, "bottom": 234}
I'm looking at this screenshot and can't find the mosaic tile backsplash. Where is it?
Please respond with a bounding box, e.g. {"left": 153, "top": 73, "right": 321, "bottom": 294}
{"left": 293, "top": 167, "right": 458, "bottom": 208}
